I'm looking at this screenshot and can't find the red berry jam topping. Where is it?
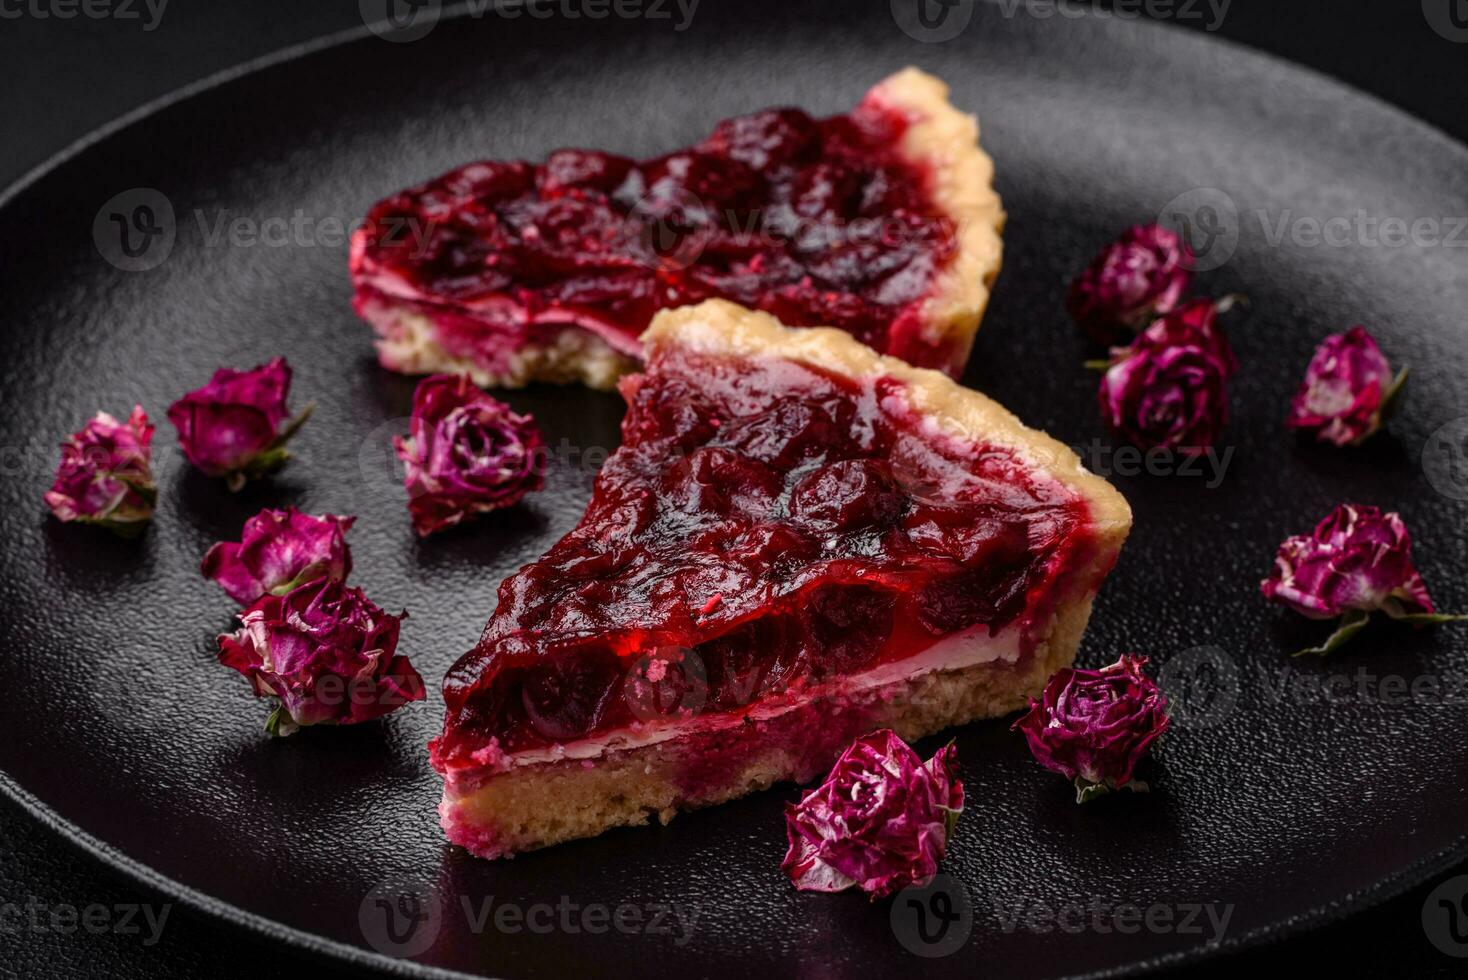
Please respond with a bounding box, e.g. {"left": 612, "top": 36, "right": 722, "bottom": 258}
{"left": 433, "top": 349, "right": 1095, "bottom": 765}
{"left": 354, "top": 101, "right": 962, "bottom": 371}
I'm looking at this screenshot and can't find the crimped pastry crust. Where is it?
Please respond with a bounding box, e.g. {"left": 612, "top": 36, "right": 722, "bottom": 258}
{"left": 865, "top": 67, "right": 1006, "bottom": 367}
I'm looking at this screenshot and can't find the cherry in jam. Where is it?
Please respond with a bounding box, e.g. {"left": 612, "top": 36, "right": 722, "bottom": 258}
{"left": 436, "top": 351, "right": 1091, "bottom": 762}
{"left": 354, "top": 100, "right": 959, "bottom": 367}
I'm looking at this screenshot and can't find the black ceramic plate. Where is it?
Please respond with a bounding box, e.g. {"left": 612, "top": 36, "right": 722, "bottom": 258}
{"left": 3, "top": 2, "right": 1468, "bottom": 977}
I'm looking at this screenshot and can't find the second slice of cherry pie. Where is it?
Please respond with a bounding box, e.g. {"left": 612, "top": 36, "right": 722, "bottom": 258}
{"left": 351, "top": 68, "right": 1004, "bottom": 389}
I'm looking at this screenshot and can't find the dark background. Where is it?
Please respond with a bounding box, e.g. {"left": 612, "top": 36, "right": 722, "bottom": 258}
{"left": 1, "top": 1, "right": 1463, "bottom": 975}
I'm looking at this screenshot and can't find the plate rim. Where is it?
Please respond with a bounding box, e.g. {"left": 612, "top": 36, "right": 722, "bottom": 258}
{"left": 5, "top": 3, "right": 1468, "bottom": 975}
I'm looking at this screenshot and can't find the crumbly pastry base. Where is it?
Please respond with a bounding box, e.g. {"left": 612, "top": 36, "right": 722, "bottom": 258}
{"left": 361, "top": 298, "right": 636, "bottom": 391}
{"left": 440, "top": 597, "right": 1093, "bottom": 858}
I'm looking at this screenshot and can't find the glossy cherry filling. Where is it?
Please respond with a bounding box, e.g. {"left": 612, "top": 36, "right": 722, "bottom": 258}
{"left": 432, "top": 351, "right": 1095, "bottom": 767}
{"left": 352, "top": 97, "right": 962, "bottom": 372}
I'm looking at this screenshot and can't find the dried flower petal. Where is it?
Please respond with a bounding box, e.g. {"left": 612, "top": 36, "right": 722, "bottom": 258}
{"left": 202, "top": 507, "right": 355, "bottom": 605}
{"left": 1261, "top": 504, "right": 1463, "bottom": 655}
{"left": 44, "top": 406, "right": 156, "bottom": 536}
{"left": 1286, "top": 327, "right": 1406, "bottom": 447}
{"left": 217, "top": 578, "right": 424, "bottom": 735}
{"left": 782, "top": 729, "right": 963, "bottom": 898}
{"left": 167, "top": 357, "right": 311, "bottom": 490}
{"left": 393, "top": 374, "right": 545, "bottom": 536}
{"left": 1097, "top": 298, "right": 1236, "bottom": 453}
{"left": 1067, "top": 224, "right": 1193, "bottom": 345}
{"left": 1012, "top": 655, "right": 1169, "bottom": 802}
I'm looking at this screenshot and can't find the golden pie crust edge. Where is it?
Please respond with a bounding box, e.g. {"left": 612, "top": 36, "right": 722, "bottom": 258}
{"left": 867, "top": 66, "right": 1007, "bottom": 364}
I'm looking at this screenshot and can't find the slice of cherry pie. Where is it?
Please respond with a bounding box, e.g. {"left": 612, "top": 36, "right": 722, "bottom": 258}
{"left": 351, "top": 68, "right": 1003, "bottom": 389}
{"left": 429, "top": 300, "right": 1130, "bottom": 858}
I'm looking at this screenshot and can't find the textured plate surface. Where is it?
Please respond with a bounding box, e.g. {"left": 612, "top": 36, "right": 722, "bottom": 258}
{"left": 2, "top": 2, "right": 1467, "bottom": 977}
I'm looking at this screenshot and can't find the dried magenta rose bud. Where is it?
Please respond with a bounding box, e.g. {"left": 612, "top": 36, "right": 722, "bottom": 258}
{"left": 1012, "top": 655, "right": 1169, "bottom": 803}
{"left": 1286, "top": 327, "right": 1408, "bottom": 447}
{"left": 217, "top": 578, "right": 424, "bottom": 736}
{"left": 1096, "top": 297, "right": 1237, "bottom": 453}
{"left": 44, "top": 406, "right": 157, "bottom": 537}
{"left": 201, "top": 506, "right": 355, "bottom": 605}
{"left": 1261, "top": 503, "right": 1464, "bottom": 655}
{"left": 393, "top": 374, "right": 545, "bottom": 537}
{"left": 782, "top": 729, "right": 963, "bottom": 898}
{"left": 167, "top": 357, "right": 311, "bottom": 491}
{"left": 1066, "top": 224, "right": 1193, "bottom": 345}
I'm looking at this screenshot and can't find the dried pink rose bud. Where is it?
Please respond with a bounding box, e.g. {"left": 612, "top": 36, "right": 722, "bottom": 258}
{"left": 1286, "top": 327, "right": 1408, "bottom": 447}
{"left": 1097, "top": 298, "right": 1237, "bottom": 453}
{"left": 201, "top": 507, "right": 355, "bottom": 605}
{"left": 167, "top": 357, "right": 312, "bottom": 491}
{"left": 44, "top": 406, "right": 156, "bottom": 537}
{"left": 1261, "top": 503, "right": 1464, "bottom": 655}
{"left": 217, "top": 578, "right": 424, "bottom": 736}
{"left": 1012, "top": 655, "right": 1169, "bottom": 803}
{"left": 393, "top": 374, "right": 545, "bottom": 537}
{"left": 782, "top": 729, "right": 963, "bottom": 898}
{"left": 1066, "top": 224, "right": 1193, "bottom": 345}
